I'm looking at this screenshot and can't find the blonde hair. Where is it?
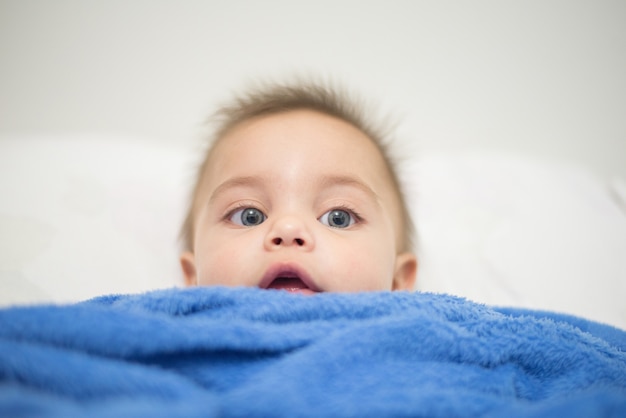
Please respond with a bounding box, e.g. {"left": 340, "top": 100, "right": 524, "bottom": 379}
{"left": 181, "top": 78, "right": 414, "bottom": 252}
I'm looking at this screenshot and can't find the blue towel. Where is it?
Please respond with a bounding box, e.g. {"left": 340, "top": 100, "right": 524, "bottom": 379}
{"left": 1, "top": 287, "right": 625, "bottom": 417}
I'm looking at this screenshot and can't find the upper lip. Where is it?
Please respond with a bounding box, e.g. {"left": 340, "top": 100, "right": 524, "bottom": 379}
{"left": 259, "top": 262, "right": 321, "bottom": 292}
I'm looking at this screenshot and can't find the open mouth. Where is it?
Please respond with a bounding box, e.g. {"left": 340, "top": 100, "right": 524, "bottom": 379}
{"left": 267, "top": 276, "right": 311, "bottom": 293}
{"left": 260, "top": 266, "right": 319, "bottom": 295}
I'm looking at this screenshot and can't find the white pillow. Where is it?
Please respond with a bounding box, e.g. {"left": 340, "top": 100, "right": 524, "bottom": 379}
{"left": 0, "top": 136, "right": 192, "bottom": 304}
{"left": 1, "top": 137, "right": 624, "bottom": 329}
{"left": 407, "top": 152, "right": 626, "bottom": 328}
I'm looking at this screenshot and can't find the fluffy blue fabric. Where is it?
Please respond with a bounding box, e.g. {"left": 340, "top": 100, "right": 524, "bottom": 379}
{"left": 1, "top": 287, "right": 625, "bottom": 417}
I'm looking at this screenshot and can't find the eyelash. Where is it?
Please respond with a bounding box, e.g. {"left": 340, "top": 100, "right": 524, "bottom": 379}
{"left": 328, "top": 204, "right": 364, "bottom": 224}
{"left": 223, "top": 203, "right": 364, "bottom": 225}
{"left": 223, "top": 202, "right": 264, "bottom": 221}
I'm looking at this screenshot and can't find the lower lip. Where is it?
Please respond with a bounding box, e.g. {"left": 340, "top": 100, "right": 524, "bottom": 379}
{"left": 265, "top": 277, "right": 319, "bottom": 295}
{"left": 280, "top": 287, "right": 318, "bottom": 295}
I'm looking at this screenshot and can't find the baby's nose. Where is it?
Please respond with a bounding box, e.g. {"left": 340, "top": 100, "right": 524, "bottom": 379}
{"left": 264, "top": 215, "right": 314, "bottom": 251}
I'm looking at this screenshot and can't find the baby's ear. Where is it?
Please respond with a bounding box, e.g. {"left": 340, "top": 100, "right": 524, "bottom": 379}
{"left": 392, "top": 252, "right": 417, "bottom": 291}
{"left": 180, "top": 252, "right": 198, "bottom": 286}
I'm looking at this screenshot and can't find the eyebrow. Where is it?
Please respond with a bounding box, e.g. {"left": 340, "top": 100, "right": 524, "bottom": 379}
{"left": 209, "top": 176, "right": 264, "bottom": 204}
{"left": 208, "top": 174, "right": 380, "bottom": 204}
{"left": 318, "top": 174, "right": 380, "bottom": 203}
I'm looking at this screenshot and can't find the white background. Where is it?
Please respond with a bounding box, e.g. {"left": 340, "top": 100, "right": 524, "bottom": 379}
{"left": 1, "top": 1, "right": 625, "bottom": 327}
{"left": 1, "top": 0, "right": 625, "bottom": 180}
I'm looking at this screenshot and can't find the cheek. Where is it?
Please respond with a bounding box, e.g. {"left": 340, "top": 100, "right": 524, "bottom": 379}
{"left": 327, "top": 232, "right": 397, "bottom": 291}
{"left": 193, "top": 230, "right": 260, "bottom": 286}
{"left": 361, "top": 243, "right": 397, "bottom": 289}
{"left": 365, "top": 227, "right": 398, "bottom": 287}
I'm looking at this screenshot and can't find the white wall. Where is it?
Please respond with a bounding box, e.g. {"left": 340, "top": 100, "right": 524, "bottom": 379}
{"left": 1, "top": 0, "right": 625, "bottom": 180}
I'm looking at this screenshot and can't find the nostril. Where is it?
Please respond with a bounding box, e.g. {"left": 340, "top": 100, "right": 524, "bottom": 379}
{"left": 271, "top": 237, "right": 306, "bottom": 246}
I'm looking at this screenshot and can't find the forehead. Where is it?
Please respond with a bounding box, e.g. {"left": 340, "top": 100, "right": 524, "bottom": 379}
{"left": 206, "top": 109, "right": 388, "bottom": 178}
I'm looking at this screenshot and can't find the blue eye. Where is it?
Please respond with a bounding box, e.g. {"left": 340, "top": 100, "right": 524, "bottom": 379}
{"left": 230, "top": 207, "right": 266, "bottom": 226}
{"left": 319, "top": 209, "right": 355, "bottom": 229}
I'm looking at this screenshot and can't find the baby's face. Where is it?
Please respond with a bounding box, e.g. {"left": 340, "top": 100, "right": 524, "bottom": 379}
{"left": 181, "top": 110, "right": 416, "bottom": 293}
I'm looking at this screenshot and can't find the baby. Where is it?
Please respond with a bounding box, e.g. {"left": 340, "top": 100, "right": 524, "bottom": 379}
{"left": 179, "top": 79, "right": 417, "bottom": 294}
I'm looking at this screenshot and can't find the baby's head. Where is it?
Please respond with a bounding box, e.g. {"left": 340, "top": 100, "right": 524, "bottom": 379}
{"left": 180, "top": 79, "right": 417, "bottom": 293}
